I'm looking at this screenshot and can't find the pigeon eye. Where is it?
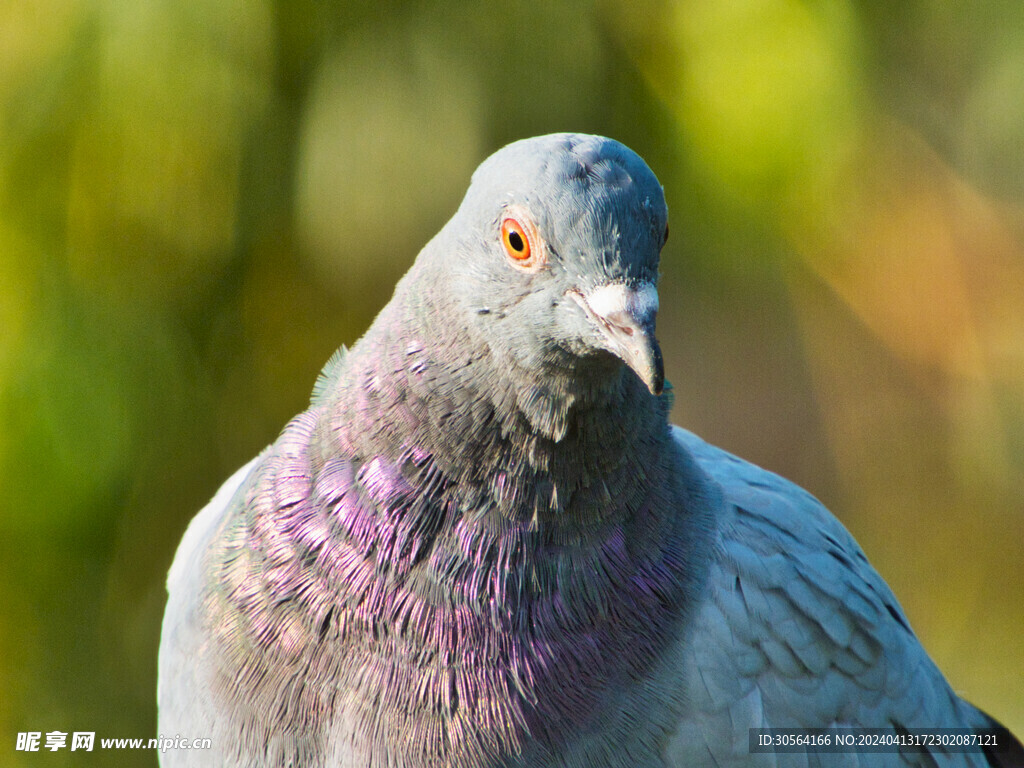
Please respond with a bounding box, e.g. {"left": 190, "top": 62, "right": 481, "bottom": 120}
{"left": 501, "top": 218, "right": 531, "bottom": 261}
{"left": 499, "top": 210, "right": 546, "bottom": 271}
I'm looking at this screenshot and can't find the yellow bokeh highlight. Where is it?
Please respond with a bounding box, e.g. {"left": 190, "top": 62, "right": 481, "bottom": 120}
{"left": 655, "top": 0, "right": 863, "bottom": 205}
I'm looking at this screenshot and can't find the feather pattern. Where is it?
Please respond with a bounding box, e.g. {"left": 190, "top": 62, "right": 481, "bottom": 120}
{"left": 666, "top": 427, "right": 1002, "bottom": 768}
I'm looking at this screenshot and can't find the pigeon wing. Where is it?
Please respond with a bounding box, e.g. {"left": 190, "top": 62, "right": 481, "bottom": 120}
{"left": 664, "top": 426, "right": 997, "bottom": 768}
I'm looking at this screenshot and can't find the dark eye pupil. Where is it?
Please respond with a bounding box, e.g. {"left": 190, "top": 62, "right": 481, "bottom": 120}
{"left": 508, "top": 231, "right": 525, "bottom": 252}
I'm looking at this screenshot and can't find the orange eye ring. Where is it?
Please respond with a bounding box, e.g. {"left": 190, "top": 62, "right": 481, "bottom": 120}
{"left": 498, "top": 206, "right": 545, "bottom": 271}
{"left": 501, "top": 218, "right": 531, "bottom": 261}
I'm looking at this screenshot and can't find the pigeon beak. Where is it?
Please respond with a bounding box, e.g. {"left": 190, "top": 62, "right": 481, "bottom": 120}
{"left": 569, "top": 283, "right": 665, "bottom": 395}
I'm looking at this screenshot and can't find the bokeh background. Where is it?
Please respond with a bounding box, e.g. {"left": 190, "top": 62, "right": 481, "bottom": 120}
{"left": 1, "top": 0, "right": 1022, "bottom": 765}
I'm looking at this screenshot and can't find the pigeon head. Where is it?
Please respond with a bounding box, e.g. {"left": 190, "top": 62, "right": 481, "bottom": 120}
{"left": 434, "top": 133, "right": 669, "bottom": 398}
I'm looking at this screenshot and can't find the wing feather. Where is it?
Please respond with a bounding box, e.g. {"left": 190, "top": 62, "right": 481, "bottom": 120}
{"left": 664, "top": 427, "right": 991, "bottom": 768}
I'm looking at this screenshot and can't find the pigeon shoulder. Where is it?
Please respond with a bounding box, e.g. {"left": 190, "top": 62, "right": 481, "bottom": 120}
{"left": 663, "top": 426, "right": 991, "bottom": 767}
{"left": 158, "top": 453, "right": 266, "bottom": 766}
{"left": 165, "top": 455, "right": 265, "bottom": 597}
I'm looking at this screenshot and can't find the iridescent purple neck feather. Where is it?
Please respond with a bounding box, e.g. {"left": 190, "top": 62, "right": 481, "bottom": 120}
{"left": 197, "top": 133, "right": 719, "bottom": 767}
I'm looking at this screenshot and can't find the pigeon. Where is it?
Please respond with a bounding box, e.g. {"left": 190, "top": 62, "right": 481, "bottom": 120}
{"left": 158, "top": 133, "right": 1023, "bottom": 768}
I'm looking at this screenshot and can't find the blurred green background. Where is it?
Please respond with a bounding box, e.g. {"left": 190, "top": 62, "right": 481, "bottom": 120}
{"left": 1, "top": 0, "right": 1022, "bottom": 764}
